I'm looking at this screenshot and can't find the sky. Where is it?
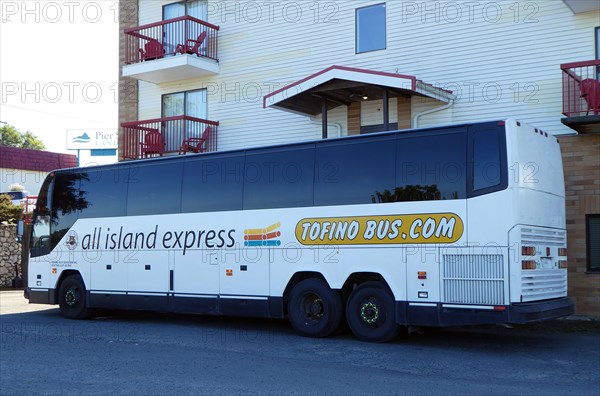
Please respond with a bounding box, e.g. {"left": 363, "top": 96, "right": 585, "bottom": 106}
{"left": 0, "top": 0, "right": 119, "bottom": 156}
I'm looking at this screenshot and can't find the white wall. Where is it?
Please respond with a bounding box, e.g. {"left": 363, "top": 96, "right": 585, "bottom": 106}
{"left": 135, "top": 0, "right": 599, "bottom": 151}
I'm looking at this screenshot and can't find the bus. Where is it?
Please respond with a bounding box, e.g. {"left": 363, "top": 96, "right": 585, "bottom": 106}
{"left": 24, "top": 119, "right": 573, "bottom": 342}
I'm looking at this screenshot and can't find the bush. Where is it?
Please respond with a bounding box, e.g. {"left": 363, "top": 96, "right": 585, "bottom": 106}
{"left": 0, "top": 194, "right": 23, "bottom": 224}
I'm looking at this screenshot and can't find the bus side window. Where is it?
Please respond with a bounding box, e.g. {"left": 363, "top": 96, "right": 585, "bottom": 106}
{"left": 395, "top": 131, "right": 467, "bottom": 201}
{"left": 79, "top": 169, "right": 127, "bottom": 219}
{"left": 51, "top": 173, "right": 82, "bottom": 247}
{"left": 182, "top": 155, "right": 244, "bottom": 213}
{"left": 473, "top": 130, "right": 502, "bottom": 191}
{"left": 127, "top": 162, "right": 183, "bottom": 216}
{"left": 314, "top": 138, "right": 395, "bottom": 206}
{"left": 243, "top": 145, "right": 314, "bottom": 210}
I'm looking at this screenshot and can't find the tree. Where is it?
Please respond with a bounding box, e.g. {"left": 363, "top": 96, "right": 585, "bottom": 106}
{"left": 0, "top": 194, "right": 23, "bottom": 224}
{"left": 0, "top": 124, "right": 46, "bottom": 150}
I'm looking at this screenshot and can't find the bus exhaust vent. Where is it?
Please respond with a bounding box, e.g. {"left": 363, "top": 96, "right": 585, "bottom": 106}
{"left": 521, "top": 270, "right": 567, "bottom": 302}
{"left": 442, "top": 255, "right": 504, "bottom": 305}
{"left": 521, "top": 227, "right": 566, "bottom": 246}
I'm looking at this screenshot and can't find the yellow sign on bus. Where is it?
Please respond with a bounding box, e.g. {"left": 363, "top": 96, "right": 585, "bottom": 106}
{"left": 295, "top": 213, "right": 464, "bottom": 245}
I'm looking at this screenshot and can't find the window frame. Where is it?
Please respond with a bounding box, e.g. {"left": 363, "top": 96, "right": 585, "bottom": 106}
{"left": 355, "top": 3, "right": 387, "bottom": 54}
{"left": 586, "top": 214, "right": 600, "bottom": 273}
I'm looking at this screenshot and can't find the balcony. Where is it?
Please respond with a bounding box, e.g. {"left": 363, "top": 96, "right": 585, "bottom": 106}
{"left": 120, "top": 116, "right": 219, "bottom": 160}
{"left": 123, "top": 16, "right": 219, "bottom": 84}
{"left": 561, "top": 60, "right": 600, "bottom": 134}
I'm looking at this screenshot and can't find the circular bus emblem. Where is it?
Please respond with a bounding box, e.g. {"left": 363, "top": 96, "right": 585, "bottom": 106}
{"left": 65, "top": 231, "right": 78, "bottom": 250}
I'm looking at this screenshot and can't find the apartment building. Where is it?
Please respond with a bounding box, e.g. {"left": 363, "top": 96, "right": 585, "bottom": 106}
{"left": 118, "top": 0, "right": 599, "bottom": 315}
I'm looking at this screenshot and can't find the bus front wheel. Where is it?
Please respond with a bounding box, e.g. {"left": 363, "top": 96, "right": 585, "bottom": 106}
{"left": 58, "top": 274, "right": 90, "bottom": 319}
{"left": 288, "top": 279, "right": 343, "bottom": 338}
{"left": 346, "top": 282, "right": 399, "bottom": 342}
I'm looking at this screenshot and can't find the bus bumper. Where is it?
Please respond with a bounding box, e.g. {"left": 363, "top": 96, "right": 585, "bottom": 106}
{"left": 24, "top": 287, "right": 56, "bottom": 305}
{"left": 508, "top": 297, "right": 574, "bottom": 324}
{"left": 397, "top": 297, "right": 575, "bottom": 327}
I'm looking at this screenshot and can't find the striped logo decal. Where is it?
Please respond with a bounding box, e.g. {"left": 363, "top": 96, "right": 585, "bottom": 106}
{"left": 244, "top": 222, "right": 281, "bottom": 247}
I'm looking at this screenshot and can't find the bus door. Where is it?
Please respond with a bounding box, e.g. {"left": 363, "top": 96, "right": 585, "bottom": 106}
{"left": 171, "top": 249, "right": 220, "bottom": 314}
{"left": 218, "top": 242, "right": 272, "bottom": 316}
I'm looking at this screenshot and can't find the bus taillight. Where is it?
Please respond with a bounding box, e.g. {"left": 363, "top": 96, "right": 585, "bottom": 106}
{"left": 522, "top": 246, "right": 536, "bottom": 256}
{"left": 559, "top": 261, "right": 568, "bottom": 269}
{"left": 558, "top": 248, "right": 567, "bottom": 257}
{"left": 522, "top": 260, "right": 537, "bottom": 270}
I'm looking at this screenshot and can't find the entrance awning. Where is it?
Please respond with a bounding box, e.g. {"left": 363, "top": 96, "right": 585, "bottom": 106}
{"left": 262, "top": 66, "right": 455, "bottom": 138}
{"left": 263, "top": 65, "right": 454, "bottom": 116}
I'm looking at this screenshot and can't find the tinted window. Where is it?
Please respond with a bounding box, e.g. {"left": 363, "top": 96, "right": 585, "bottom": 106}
{"left": 182, "top": 154, "right": 244, "bottom": 213}
{"left": 244, "top": 145, "right": 315, "bottom": 210}
{"left": 473, "top": 129, "right": 502, "bottom": 191}
{"left": 79, "top": 168, "right": 128, "bottom": 218}
{"left": 395, "top": 131, "right": 467, "bottom": 201}
{"left": 50, "top": 173, "right": 83, "bottom": 247}
{"left": 127, "top": 162, "right": 183, "bottom": 215}
{"left": 356, "top": 4, "right": 386, "bottom": 53}
{"left": 315, "top": 138, "right": 395, "bottom": 206}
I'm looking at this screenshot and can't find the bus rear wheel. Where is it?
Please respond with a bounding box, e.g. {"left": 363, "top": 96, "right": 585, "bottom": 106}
{"left": 58, "top": 274, "right": 90, "bottom": 319}
{"left": 346, "top": 282, "right": 399, "bottom": 342}
{"left": 288, "top": 279, "right": 343, "bottom": 338}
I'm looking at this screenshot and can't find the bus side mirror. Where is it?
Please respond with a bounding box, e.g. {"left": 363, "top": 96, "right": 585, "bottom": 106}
{"left": 16, "top": 220, "right": 24, "bottom": 243}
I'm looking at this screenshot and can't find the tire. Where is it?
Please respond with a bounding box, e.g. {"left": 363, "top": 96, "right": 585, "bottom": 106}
{"left": 58, "top": 274, "right": 90, "bottom": 319}
{"left": 346, "top": 281, "right": 400, "bottom": 342}
{"left": 287, "top": 278, "right": 343, "bottom": 338}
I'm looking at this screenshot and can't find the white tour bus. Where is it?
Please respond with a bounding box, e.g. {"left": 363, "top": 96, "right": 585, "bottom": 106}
{"left": 25, "top": 119, "right": 573, "bottom": 342}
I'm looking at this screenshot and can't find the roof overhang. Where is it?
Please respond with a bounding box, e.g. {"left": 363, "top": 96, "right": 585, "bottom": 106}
{"left": 562, "top": 0, "right": 600, "bottom": 13}
{"left": 263, "top": 65, "right": 455, "bottom": 116}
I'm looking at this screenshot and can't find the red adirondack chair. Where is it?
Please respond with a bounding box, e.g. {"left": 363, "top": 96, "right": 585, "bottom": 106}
{"left": 175, "top": 31, "right": 208, "bottom": 57}
{"left": 580, "top": 78, "right": 600, "bottom": 116}
{"left": 139, "top": 39, "right": 165, "bottom": 61}
{"left": 179, "top": 126, "right": 212, "bottom": 154}
{"left": 140, "top": 131, "right": 164, "bottom": 158}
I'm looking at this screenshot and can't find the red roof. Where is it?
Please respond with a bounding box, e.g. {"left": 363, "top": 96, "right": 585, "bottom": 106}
{"left": 0, "top": 146, "right": 77, "bottom": 172}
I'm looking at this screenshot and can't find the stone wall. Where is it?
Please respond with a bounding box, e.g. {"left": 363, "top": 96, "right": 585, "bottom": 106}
{"left": 0, "top": 224, "right": 21, "bottom": 287}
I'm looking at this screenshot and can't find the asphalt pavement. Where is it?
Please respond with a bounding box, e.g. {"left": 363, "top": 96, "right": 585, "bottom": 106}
{"left": 1, "top": 291, "right": 599, "bottom": 395}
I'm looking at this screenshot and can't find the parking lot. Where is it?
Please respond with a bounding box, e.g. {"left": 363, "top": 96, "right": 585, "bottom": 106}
{"left": 1, "top": 290, "right": 599, "bottom": 395}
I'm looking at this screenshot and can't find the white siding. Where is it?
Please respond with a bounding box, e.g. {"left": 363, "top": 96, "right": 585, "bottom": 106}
{"left": 135, "top": 0, "right": 600, "bottom": 151}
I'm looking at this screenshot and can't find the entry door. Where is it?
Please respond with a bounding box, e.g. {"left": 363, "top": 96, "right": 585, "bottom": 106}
{"left": 162, "top": 90, "right": 207, "bottom": 151}
{"left": 163, "top": 1, "right": 208, "bottom": 55}
{"left": 163, "top": 2, "right": 185, "bottom": 55}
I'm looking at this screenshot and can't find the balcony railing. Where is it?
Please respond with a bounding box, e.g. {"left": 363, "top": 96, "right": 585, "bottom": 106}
{"left": 124, "top": 15, "right": 219, "bottom": 65}
{"left": 561, "top": 59, "right": 600, "bottom": 117}
{"left": 120, "top": 116, "right": 219, "bottom": 160}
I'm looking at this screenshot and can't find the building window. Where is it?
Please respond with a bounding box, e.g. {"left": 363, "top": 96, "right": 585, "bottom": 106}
{"left": 162, "top": 89, "right": 208, "bottom": 152}
{"left": 163, "top": 0, "right": 208, "bottom": 20}
{"left": 587, "top": 215, "right": 600, "bottom": 272}
{"left": 356, "top": 4, "right": 386, "bottom": 53}
{"left": 162, "top": 89, "right": 207, "bottom": 119}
